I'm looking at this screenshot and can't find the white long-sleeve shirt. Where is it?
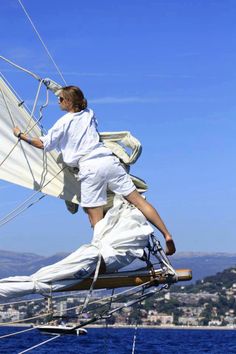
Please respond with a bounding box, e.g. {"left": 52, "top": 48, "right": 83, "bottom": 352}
{"left": 40, "top": 108, "right": 111, "bottom": 166}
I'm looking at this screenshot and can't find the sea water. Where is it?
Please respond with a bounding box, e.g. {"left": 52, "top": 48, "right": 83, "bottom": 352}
{"left": 0, "top": 327, "right": 235, "bottom": 354}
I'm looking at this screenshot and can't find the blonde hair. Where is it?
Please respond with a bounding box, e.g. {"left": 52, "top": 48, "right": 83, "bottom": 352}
{"left": 61, "top": 86, "right": 87, "bottom": 111}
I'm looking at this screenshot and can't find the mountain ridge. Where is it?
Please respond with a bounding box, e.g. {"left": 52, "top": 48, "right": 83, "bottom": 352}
{"left": 0, "top": 249, "right": 235, "bottom": 282}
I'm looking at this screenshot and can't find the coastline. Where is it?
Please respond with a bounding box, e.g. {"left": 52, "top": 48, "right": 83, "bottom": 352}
{"left": 87, "top": 324, "right": 236, "bottom": 331}
{"left": 1, "top": 323, "right": 234, "bottom": 331}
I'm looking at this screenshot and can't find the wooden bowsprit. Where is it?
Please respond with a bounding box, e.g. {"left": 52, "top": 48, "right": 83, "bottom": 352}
{"left": 58, "top": 267, "right": 192, "bottom": 292}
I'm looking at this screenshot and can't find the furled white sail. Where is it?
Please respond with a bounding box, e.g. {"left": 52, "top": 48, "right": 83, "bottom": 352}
{"left": 0, "top": 196, "right": 153, "bottom": 299}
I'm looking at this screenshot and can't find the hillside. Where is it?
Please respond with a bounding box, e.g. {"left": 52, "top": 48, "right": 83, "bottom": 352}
{"left": 143, "top": 266, "right": 236, "bottom": 327}
{"left": 174, "top": 266, "right": 236, "bottom": 293}
{"left": 0, "top": 250, "right": 67, "bottom": 278}
{"left": 0, "top": 249, "right": 235, "bottom": 283}
{"left": 171, "top": 252, "right": 236, "bottom": 283}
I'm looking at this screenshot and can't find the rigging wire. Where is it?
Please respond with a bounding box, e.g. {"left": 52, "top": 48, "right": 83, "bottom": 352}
{"left": 63, "top": 279, "right": 155, "bottom": 316}
{"left": 0, "top": 60, "right": 67, "bottom": 229}
{"left": 0, "top": 194, "right": 46, "bottom": 228}
{"left": 132, "top": 325, "right": 138, "bottom": 354}
{"left": 0, "top": 280, "right": 155, "bottom": 327}
{"left": 0, "top": 282, "right": 171, "bottom": 352}
{"left": 0, "top": 291, "right": 89, "bottom": 307}
{"left": 0, "top": 79, "right": 66, "bottom": 229}
{"left": 0, "top": 311, "right": 53, "bottom": 327}
{"left": 0, "top": 70, "right": 48, "bottom": 135}
{"left": 0, "top": 82, "right": 55, "bottom": 227}
{"left": 0, "top": 72, "right": 27, "bottom": 107}
{"left": 104, "top": 288, "right": 115, "bottom": 354}
{"left": 74, "top": 284, "right": 168, "bottom": 330}
{"left": 0, "top": 327, "right": 35, "bottom": 339}
{"left": 17, "top": 0, "right": 67, "bottom": 85}
{"left": 0, "top": 56, "right": 41, "bottom": 82}
{"left": 131, "top": 286, "right": 145, "bottom": 354}
{"left": 0, "top": 164, "right": 66, "bottom": 228}
{"left": 0, "top": 87, "right": 21, "bottom": 167}
{"left": 18, "top": 334, "right": 60, "bottom": 354}
{"left": 0, "top": 86, "right": 16, "bottom": 127}
{"left": 0, "top": 75, "right": 66, "bottom": 226}
{"left": 24, "top": 79, "right": 44, "bottom": 133}
{"left": 0, "top": 78, "right": 44, "bottom": 169}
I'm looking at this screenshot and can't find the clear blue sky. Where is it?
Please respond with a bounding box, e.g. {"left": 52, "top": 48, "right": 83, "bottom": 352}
{"left": 0, "top": 0, "right": 235, "bottom": 255}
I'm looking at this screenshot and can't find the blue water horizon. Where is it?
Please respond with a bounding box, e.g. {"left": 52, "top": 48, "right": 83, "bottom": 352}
{"left": 0, "top": 326, "right": 235, "bottom": 353}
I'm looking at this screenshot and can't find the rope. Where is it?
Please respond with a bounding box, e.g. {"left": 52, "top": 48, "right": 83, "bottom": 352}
{"left": 107, "top": 285, "right": 166, "bottom": 318}
{"left": 149, "top": 234, "right": 177, "bottom": 276}
{"left": 17, "top": 0, "right": 67, "bottom": 85}
{"left": 131, "top": 285, "right": 145, "bottom": 354}
{"left": 0, "top": 279, "right": 164, "bottom": 329}
{"left": 0, "top": 87, "right": 21, "bottom": 168}
{"left": 0, "top": 194, "right": 46, "bottom": 228}
{"left": 0, "top": 291, "right": 80, "bottom": 307}
{"left": 0, "top": 327, "right": 35, "bottom": 339}
{"left": 49, "top": 279, "right": 154, "bottom": 317}
{"left": 0, "top": 76, "right": 62, "bottom": 227}
{"left": 131, "top": 325, "right": 138, "bottom": 354}
{"left": 75, "top": 283, "right": 167, "bottom": 330}
{"left": 18, "top": 334, "right": 60, "bottom": 354}
{"left": 80, "top": 253, "right": 102, "bottom": 313}
{"left": 0, "top": 311, "right": 53, "bottom": 326}
{"left": 0, "top": 72, "right": 27, "bottom": 106}
{"left": 0, "top": 165, "right": 66, "bottom": 228}
{"left": 104, "top": 288, "right": 115, "bottom": 354}
{"left": 0, "top": 274, "right": 167, "bottom": 330}
{"left": 0, "top": 296, "right": 47, "bottom": 307}
{"left": 0, "top": 73, "right": 68, "bottom": 227}
{"left": 38, "top": 88, "right": 49, "bottom": 132}
{"left": 24, "top": 79, "right": 44, "bottom": 133}
{"left": 0, "top": 56, "right": 41, "bottom": 81}
{"left": 0, "top": 78, "right": 44, "bottom": 170}
{"left": 0, "top": 86, "right": 16, "bottom": 127}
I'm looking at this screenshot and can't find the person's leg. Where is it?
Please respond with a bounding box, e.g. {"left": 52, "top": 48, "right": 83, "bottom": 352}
{"left": 125, "top": 190, "right": 176, "bottom": 255}
{"left": 84, "top": 206, "right": 104, "bottom": 227}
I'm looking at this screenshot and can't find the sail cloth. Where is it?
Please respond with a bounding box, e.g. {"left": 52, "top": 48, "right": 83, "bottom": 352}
{"left": 0, "top": 196, "right": 153, "bottom": 299}
{"left": 0, "top": 76, "right": 80, "bottom": 203}
{"left": 0, "top": 76, "right": 147, "bottom": 205}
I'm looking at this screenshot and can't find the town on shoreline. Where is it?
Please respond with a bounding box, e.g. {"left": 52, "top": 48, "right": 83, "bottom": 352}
{"left": 0, "top": 266, "right": 235, "bottom": 329}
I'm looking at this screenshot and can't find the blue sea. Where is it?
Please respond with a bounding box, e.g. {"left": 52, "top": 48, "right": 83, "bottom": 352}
{"left": 0, "top": 327, "right": 235, "bottom": 354}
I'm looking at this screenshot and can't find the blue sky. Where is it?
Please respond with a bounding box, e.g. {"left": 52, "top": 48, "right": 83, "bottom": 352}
{"left": 0, "top": 0, "right": 235, "bottom": 255}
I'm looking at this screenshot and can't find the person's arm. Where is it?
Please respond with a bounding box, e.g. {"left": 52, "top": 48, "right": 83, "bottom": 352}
{"left": 13, "top": 127, "right": 44, "bottom": 149}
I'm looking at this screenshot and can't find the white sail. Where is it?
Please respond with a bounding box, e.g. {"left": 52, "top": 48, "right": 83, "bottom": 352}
{"left": 0, "top": 76, "right": 81, "bottom": 203}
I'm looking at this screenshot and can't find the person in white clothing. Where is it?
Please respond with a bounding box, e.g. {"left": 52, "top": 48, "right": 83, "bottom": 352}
{"left": 13, "top": 86, "right": 176, "bottom": 255}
